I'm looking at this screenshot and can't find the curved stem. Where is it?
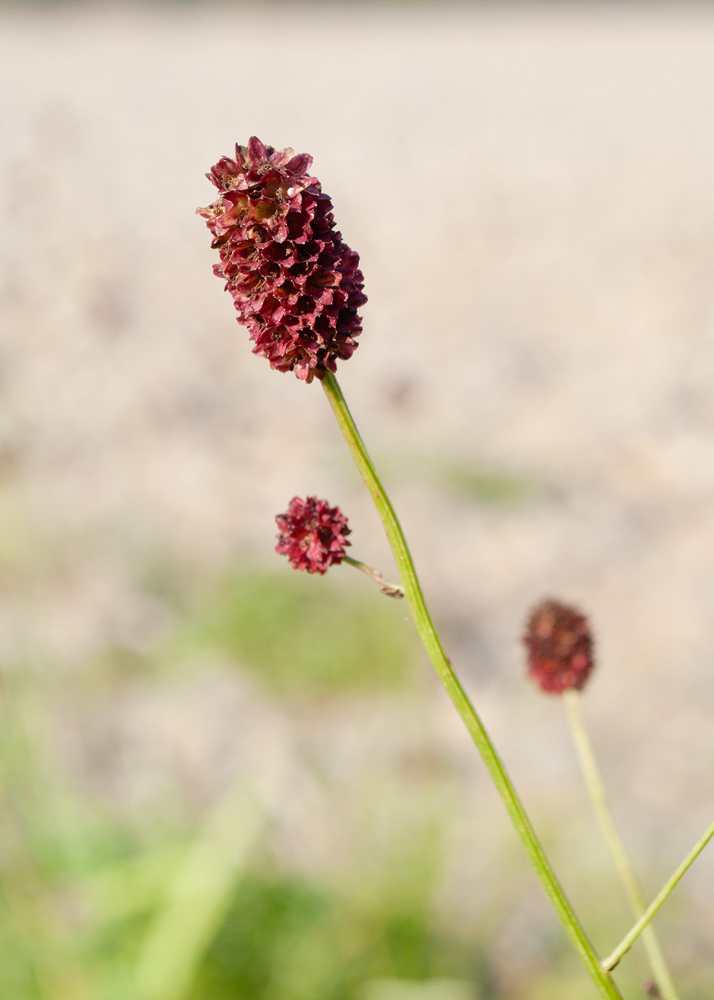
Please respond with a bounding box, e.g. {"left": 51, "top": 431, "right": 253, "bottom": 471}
{"left": 563, "top": 691, "right": 679, "bottom": 998}
{"left": 342, "top": 555, "right": 404, "bottom": 598}
{"left": 322, "top": 373, "right": 622, "bottom": 1000}
{"left": 603, "top": 817, "right": 714, "bottom": 973}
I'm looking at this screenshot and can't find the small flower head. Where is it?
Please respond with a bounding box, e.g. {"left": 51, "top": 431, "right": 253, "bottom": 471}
{"left": 197, "top": 137, "right": 366, "bottom": 383}
{"left": 275, "top": 496, "right": 351, "bottom": 574}
{"left": 522, "top": 599, "right": 595, "bottom": 694}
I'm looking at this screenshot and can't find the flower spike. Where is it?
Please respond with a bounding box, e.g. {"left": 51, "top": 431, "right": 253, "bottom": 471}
{"left": 198, "top": 138, "right": 366, "bottom": 383}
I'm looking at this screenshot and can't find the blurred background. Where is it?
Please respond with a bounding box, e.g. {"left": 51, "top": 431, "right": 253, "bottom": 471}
{"left": 2, "top": 1, "right": 714, "bottom": 997}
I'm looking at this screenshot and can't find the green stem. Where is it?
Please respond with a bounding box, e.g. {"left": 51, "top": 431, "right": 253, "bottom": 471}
{"left": 563, "top": 691, "right": 680, "bottom": 998}
{"left": 321, "top": 373, "right": 622, "bottom": 1000}
{"left": 603, "top": 818, "right": 714, "bottom": 972}
{"left": 342, "top": 554, "right": 404, "bottom": 597}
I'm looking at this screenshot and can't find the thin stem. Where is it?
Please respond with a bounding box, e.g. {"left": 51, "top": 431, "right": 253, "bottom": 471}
{"left": 321, "top": 373, "right": 622, "bottom": 1000}
{"left": 563, "top": 691, "right": 680, "bottom": 998}
{"left": 603, "top": 818, "right": 714, "bottom": 972}
{"left": 342, "top": 555, "right": 404, "bottom": 598}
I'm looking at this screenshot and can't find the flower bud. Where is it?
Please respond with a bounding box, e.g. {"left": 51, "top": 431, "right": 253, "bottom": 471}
{"left": 198, "top": 137, "right": 366, "bottom": 383}
{"left": 523, "top": 599, "right": 595, "bottom": 694}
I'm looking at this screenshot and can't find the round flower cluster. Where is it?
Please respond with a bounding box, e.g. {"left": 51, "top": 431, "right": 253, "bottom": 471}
{"left": 523, "top": 599, "right": 595, "bottom": 694}
{"left": 275, "top": 496, "right": 351, "bottom": 574}
{"left": 198, "top": 137, "right": 366, "bottom": 383}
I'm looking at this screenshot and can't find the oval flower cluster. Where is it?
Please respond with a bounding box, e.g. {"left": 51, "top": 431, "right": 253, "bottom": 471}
{"left": 275, "top": 496, "right": 351, "bottom": 574}
{"left": 197, "top": 137, "right": 366, "bottom": 383}
{"left": 523, "top": 599, "right": 595, "bottom": 694}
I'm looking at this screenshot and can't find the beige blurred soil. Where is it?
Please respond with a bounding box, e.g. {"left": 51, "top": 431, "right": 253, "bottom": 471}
{"left": 2, "top": 0, "right": 714, "bottom": 983}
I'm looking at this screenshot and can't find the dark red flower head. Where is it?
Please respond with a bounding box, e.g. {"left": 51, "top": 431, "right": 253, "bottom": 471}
{"left": 197, "top": 137, "right": 366, "bottom": 384}
{"left": 275, "top": 496, "right": 351, "bottom": 574}
{"left": 522, "top": 599, "right": 595, "bottom": 694}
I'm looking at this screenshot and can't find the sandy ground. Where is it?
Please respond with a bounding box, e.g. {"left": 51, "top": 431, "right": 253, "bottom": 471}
{"left": 2, "top": 0, "right": 714, "bottom": 987}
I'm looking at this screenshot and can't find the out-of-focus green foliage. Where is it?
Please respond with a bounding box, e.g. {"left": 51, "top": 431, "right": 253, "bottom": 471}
{"left": 437, "top": 462, "right": 543, "bottom": 506}
{"left": 174, "top": 565, "right": 417, "bottom": 697}
{"left": 0, "top": 558, "right": 689, "bottom": 1000}
{"left": 372, "top": 449, "right": 549, "bottom": 508}
{"left": 0, "top": 661, "right": 490, "bottom": 1000}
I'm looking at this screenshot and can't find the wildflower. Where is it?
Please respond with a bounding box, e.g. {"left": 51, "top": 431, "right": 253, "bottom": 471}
{"left": 197, "top": 137, "right": 366, "bottom": 383}
{"left": 276, "top": 496, "right": 351, "bottom": 574}
{"left": 523, "top": 599, "right": 595, "bottom": 694}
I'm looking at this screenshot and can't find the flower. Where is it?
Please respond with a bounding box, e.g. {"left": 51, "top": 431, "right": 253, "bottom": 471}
{"left": 522, "top": 599, "right": 595, "bottom": 694}
{"left": 197, "top": 137, "right": 366, "bottom": 383}
{"left": 275, "top": 496, "right": 351, "bottom": 574}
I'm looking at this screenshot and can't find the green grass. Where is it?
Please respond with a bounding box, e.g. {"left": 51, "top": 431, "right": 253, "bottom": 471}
{"left": 192, "top": 862, "right": 486, "bottom": 1000}
{"left": 0, "top": 672, "right": 492, "bottom": 1000}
